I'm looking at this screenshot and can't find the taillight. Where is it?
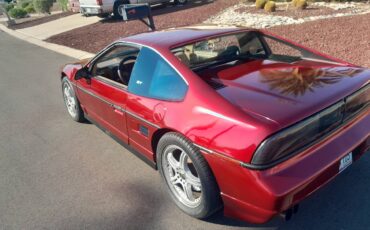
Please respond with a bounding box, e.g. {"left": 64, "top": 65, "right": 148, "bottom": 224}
{"left": 96, "top": 0, "right": 102, "bottom": 5}
{"left": 251, "top": 101, "right": 344, "bottom": 166}
{"left": 344, "top": 84, "right": 370, "bottom": 121}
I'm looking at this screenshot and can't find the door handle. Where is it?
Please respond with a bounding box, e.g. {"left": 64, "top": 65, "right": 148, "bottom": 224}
{"left": 112, "top": 104, "right": 125, "bottom": 116}
{"left": 113, "top": 108, "right": 124, "bottom": 116}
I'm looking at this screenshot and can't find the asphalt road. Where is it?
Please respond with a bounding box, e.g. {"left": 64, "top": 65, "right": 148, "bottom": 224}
{"left": 0, "top": 30, "right": 369, "bottom": 230}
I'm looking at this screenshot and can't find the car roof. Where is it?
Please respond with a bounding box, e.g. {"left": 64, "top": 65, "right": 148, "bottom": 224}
{"left": 120, "top": 25, "right": 256, "bottom": 50}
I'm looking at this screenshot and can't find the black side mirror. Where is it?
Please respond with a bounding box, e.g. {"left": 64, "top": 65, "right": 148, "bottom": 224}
{"left": 75, "top": 67, "right": 90, "bottom": 80}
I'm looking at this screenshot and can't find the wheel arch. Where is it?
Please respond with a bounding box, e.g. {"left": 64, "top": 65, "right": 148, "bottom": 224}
{"left": 151, "top": 128, "right": 176, "bottom": 163}
{"left": 61, "top": 72, "right": 67, "bottom": 80}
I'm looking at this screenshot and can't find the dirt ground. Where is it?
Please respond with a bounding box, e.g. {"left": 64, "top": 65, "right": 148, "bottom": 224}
{"left": 269, "top": 13, "right": 370, "bottom": 67}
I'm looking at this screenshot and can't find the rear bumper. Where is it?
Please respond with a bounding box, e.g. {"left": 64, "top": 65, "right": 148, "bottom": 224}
{"left": 203, "top": 111, "right": 369, "bottom": 223}
{"left": 80, "top": 5, "right": 110, "bottom": 15}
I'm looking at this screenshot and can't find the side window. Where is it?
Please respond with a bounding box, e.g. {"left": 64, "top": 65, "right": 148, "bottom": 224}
{"left": 263, "top": 35, "right": 334, "bottom": 63}
{"left": 91, "top": 45, "right": 140, "bottom": 86}
{"left": 238, "top": 33, "right": 266, "bottom": 57}
{"left": 128, "top": 47, "right": 188, "bottom": 101}
{"left": 264, "top": 36, "right": 302, "bottom": 57}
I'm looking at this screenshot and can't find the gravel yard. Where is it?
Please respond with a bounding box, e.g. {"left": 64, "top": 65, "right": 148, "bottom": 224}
{"left": 269, "top": 13, "right": 370, "bottom": 68}
{"left": 46, "top": 0, "right": 239, "bottom": 53}
{"left": 235, "top": 5, "right": 350, "bottom": 19}
{"left": 206, "top": 2, "right": 370, "bottom": 28}
{"left": 46, "top": 1, "right": 370, "bottom": 68}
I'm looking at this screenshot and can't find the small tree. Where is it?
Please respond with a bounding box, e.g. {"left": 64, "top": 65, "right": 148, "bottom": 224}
{"left": 57, "top": 0, "right": 68, "bottom": 11}
{"left": 33, "top": 0, "right": 53, "bottom": 13}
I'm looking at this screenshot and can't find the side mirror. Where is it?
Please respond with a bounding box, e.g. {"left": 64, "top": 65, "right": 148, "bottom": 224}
{"left": 75, "top": 67, "right": 90, "bottom": 80}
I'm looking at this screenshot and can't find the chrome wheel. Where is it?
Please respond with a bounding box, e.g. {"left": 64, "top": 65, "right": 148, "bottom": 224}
{"left": 63, "top": 82, "right": 77, "bottom": 117}
{"left": 162, "top": 145, "right": 202, "bottom": 208}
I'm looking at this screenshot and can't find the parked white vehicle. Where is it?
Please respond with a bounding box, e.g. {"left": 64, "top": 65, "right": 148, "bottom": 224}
{"left": 79, "top": 0, "right": 188, "bottom": 18}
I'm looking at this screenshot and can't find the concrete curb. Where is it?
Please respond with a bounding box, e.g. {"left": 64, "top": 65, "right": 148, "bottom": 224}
{"left": 0, "top": 23, "right": 94, "bottom": 60}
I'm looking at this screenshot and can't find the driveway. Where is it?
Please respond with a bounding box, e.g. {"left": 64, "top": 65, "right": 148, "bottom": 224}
{"left": 0, "top": 30, "right": 369, "bottom": 230}
{"left": 16, "top": 14, "right": 101, "bottom": 40}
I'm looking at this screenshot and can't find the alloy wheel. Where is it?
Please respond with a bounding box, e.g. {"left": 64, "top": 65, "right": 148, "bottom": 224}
{"left": 63, "top": 82, "right": 77, "bottom": 117}
{"left": 162, "top": 145, "right": 202, "bottom": 208}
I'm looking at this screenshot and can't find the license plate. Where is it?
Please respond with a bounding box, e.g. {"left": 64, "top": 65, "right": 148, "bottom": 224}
{"left": 339, "top": 152, "right": 353, "bottom": 173}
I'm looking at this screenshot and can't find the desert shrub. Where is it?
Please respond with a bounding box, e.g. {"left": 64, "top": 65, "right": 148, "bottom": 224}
{"left": 33, "top": 0, "right": 53, "bottom": 13}
{"left": 264, "top": 1, "right": 276, "bottom": 12}
{"left": 20, "top": 1, "right": 31, "bottom": 8}
{"left": 9, "top": 7, "right": 28, "bottom": 18}
{"left": 57, "top": 0, "right": 68, "bottom": 11}
{"left": 24, "top": 4, "right": 36, "bottom": 13}
{"left": 295, "top": 0, "right": 308, "bottom": 9}
{"left": 5, "top": 3, "right": 15, "bottom": 12}
{"left": 256, "top": 0, "right": 268, "bottom": 9}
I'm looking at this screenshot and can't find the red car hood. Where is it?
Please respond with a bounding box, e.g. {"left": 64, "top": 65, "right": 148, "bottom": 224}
{"left": 199, "top": 59, "right": 370, "bottom": 129}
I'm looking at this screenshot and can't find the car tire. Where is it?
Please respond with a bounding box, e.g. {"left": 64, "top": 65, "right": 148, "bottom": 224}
{"left": 157, "top": 132, "right": 222, "bottom": 219}
{"left": 113, "top": 0, "right": 126, "bottom": 19}
{"left": 62, "top": 77, "right": 85, "bottom": 122}
{"left": 175, "top": 0, "right": 188, "bottom": 5}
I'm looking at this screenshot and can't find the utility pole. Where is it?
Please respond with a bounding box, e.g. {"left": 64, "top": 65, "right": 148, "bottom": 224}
{"left": 0, "top": 1, "right": 15, "bottom": 26}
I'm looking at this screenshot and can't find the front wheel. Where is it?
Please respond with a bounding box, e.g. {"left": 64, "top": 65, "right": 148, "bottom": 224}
{"left": 157, "top": 132, "right": 222, "bottom": 219}
{"left": 62, "top": 77, "right": 85, "bottom": 122}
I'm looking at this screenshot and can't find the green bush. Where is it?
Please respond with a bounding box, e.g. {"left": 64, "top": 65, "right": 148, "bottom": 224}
{"left": 5, "top": 3, "right": 15, "bottom": 12}
{"left": 20, "top": 1, "right": 31, "bottom": 8}
{"left": 57, "top": 0, "right": 68, "bottom": 11}
{"left": 295, "top": 0, "right": 308, "bottom": 9}
{"left": 9, "top": 7, "right": 28, "bottom": 18}
{"left": 33, "top": 0, "right": 53, "bottom": 13}
{"left": 256, "top": 0, "right": 268, "bottom": 9}
{"left": 24, "top": 4, "right": 36, "bottom": 13}
{"left": 264, "top": 1, "right": 276, "bottom": 12}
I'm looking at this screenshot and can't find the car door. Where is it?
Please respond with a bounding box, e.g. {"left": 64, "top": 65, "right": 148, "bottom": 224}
{"left": 76, "top": 44, "right": 140, "bottom": 144}
{"left": 126, "top": 46, "right": 188, "bottom": 161}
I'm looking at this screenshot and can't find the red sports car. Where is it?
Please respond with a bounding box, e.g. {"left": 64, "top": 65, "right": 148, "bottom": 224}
{"left": 61, "top": 26, "right": 369, "bottom": 223}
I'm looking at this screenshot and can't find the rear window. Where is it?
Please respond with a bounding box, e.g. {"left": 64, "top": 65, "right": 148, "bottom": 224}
{"left": 171, "top": 31, "right": 266, "bottom": 69}
{"left": 171, "top": 31, "right": 335, "bottom": 70}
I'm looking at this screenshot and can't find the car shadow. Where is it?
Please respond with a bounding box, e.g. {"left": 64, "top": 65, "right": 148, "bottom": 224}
{"left": 99, "top": 0, "right": 215, "bottom": 24}
{"left": 55, "top": 152, "right": 369, "bottom": 229}
{"left": 69, "top": 116, "right": 370, "bottom": 230}
{"left": 204, "top": 153, "right": 370, "bottom": 229}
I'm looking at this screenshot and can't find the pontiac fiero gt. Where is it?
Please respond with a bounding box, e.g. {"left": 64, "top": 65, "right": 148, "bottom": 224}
{"left": 61, "top": 27, "right": 369, "bottom": 223}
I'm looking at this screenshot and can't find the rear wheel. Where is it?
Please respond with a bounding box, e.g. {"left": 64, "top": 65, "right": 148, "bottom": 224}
{"left": 62, "top": 77, "right": 85, "bottom": 122}
{"left": 157, "top": 132, "right": 222, "bottom": 219}
{"left": 113, "top": 0, "right": 126, "bottom": 19}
